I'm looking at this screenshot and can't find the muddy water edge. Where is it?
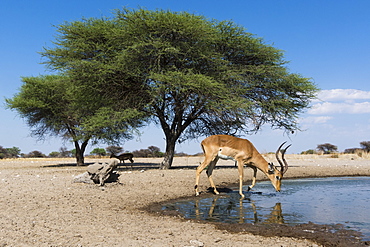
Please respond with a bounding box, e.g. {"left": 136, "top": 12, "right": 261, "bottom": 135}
{"left": 149, "top": 177, "right": 370, "bottom": 247}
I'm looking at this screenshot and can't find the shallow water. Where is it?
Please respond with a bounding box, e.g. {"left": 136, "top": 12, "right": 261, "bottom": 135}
{"left": 163, "top": 177, "right": 370, "bottom": 241}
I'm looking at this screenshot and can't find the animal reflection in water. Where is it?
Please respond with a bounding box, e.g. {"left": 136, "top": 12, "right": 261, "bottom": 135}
{"left": 192, "top": 197, "right": 284, "bottom": 224}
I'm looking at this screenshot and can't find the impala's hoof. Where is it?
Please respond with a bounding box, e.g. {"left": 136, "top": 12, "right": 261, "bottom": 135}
{"left": 247, "top": 186, "right": 252, "bottom": 191}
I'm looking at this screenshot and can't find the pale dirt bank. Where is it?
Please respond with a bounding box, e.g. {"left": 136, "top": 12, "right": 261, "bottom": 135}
{"left": 0, "top": 155, "right": 369, "bottom": 246}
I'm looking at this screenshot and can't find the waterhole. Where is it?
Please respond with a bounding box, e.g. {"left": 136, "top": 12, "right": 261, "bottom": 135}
{"left": 163, "top": 176, "right": 370, "bottom": 241}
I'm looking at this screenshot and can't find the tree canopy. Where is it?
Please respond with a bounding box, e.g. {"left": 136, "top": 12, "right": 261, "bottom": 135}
{"left": 360, "top": 141, "right": 370, "bottom": 152}
{"left": 110, "top": 8, "right": 318, "bottom": 168}
{"left": 0, "top": 146, "right": 21, "bottom": 159}
{"left": 105, "top": 145, "right": 124, "bottom": 155}
{"left": 317, "top": 143, "right": 338, "bottom": 154}
{"left": 7, "top": 8, "right": 318, "bottom": 168}
{"left": 6, "top": 75, "right": 145, "bottom": 165}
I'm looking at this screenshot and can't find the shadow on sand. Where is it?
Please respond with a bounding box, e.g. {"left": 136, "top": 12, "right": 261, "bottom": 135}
{"left": 43, "top": 161, "right": 300, "bottom": 171}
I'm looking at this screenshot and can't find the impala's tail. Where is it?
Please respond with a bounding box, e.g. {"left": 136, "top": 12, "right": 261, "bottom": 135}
{"left": 200, "top": 142, "right": 206, "bottom": 155}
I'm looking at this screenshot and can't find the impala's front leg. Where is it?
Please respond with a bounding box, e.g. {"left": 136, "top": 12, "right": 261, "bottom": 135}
{"left": 247, "top": 166, "right": 257, "bottom": 191}
{"left": 237, "top": 160, "right": 245, "bottom": 198}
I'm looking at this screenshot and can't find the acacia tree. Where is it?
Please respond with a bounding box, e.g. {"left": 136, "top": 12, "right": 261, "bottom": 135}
{"left": 112, "top": 9, "right": 318, "bottom": 168}
{"left": 106, "top": 146, "right": 123, "bottom": 155}
{"left": 360, "top": 141, "right": 370, "bottom": 152}
{"left": 317, "top": 143, "right": 338, "bottom": 154}
{"left": 90, "top": 148, "right": 106, "bottom": 157}
{"left": 35, "top": 8, "right": 318, "bottom": 169}
{"left": 6, "top": 75, "right": 145, "bottom": 165}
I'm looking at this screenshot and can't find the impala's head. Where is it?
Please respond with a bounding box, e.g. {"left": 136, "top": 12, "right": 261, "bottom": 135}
{"left": 267, "top": 142, "right": 291, "bottom": 192}
{"left": 267, "top": 163, "right": 283, "bottom": 191}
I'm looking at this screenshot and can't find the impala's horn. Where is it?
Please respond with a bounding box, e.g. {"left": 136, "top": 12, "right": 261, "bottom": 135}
{"left": 275, "top": 142, "right": 291, "bottom": 175}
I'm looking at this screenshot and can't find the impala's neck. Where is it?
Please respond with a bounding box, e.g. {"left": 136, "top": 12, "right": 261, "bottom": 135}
{"left": 249, "top": 152, "right": 270, "bottom": 173}
{"left": 252, "top": 153, "right": 282, "bottom": 192}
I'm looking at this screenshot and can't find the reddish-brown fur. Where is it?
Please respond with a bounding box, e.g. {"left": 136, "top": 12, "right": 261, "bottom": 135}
{"left": 195, "top": 135, "right": 289, "bottom": 197}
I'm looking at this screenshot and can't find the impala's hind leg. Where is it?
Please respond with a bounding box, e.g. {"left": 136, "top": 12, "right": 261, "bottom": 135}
{"left": 206, "top": 157, "right": 219, "bottom": 195}
{"left": 195, "top": 155, "right": 217, "bottom": 196}
{"left": 195, "top": 159, "right": 209, "bottom": 196}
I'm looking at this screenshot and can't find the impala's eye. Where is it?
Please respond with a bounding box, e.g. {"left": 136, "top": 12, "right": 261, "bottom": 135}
{"left": 276, "top": 176, "right": 281, "bottom": 180}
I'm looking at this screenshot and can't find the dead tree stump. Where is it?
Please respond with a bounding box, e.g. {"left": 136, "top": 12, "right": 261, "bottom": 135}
{"left": 73, "top": 160, "right": 119, "bottom": 186}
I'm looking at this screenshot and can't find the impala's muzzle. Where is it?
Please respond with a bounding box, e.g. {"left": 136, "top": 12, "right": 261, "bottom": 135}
{"left": 273, "top": 180, "right": 282, "bottom": 192}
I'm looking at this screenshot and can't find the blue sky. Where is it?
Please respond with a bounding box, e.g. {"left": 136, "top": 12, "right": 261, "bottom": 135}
{"left": 1, "top": 0, "right": 370, "bottom": 155}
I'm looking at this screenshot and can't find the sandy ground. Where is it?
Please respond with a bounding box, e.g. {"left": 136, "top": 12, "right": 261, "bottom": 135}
{"left": 0, "top": 154, "right": 369, "bottom": 247}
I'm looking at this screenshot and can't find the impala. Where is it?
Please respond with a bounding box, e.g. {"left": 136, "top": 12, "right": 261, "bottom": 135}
{"left": 110, "top": 153, "right": 134, "bottom": 169}
{"left": 195, "top": 135, "right": 290, "bottom": 198}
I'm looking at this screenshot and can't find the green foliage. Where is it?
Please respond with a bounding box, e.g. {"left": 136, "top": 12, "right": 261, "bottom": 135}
{"left": 90, "top": 148, "right": 106, "bottom": 157}
{"left": 47, "top": 148, "right": 72, "bottom": 158}
{"left": 6, "top": 73, "right": 145, "bottom": 165}
{"left": 105, "top": 145, "right": 123, "bottom": 155}
{"left": 8, "top": 7, "right": 318, "bottom": 168}
{"left": 0, "top": 146, "right": 7, "bottom": 159}
{"left": 317, "top": 143, "right": 338, "bottom": 154}
{"left": 6, "top": 75, "right": 73, "bottom": 139}
{"left": 59, "top": 147, "right": 72, "bottom": 157}
{"left": 0, "top": 146, "right": 21, "bottom": 158}
{"left": 360, "top": 141, "right": 370, "bottom": 152}
{"left": 301, "top": 149, "right": 316, "bottom": 155}
{"left": 114, "top": 9, "right": 317, "bottom": 134}
{"left": 6, "top": 147, "right": 21, "bottom": 158}
{"left": 132, "top": 146, "right": 164, "bottom": 158}
{"left": 48, "top": 151, "right": 60, "bottom": 158}
{"left": 25, "top": 150, "right": 45, "bottom": 158}
{"left": 111, "top": 8, "right": 318, "bottom": 167}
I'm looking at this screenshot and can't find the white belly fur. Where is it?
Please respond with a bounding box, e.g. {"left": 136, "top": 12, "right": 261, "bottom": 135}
{"left": 217, "top": 149, "right": 235, "bottom": 161}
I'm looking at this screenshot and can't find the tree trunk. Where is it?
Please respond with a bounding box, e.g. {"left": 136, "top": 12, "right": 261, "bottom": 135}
{"left": 159, "top": 137, "right": 177, "bottom": 169}
{"left": 74, "top": 140, "right": 89, "bottom": 166}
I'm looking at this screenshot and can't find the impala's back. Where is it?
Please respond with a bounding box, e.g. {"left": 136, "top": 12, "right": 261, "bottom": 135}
{"left": 196, "top": 134, "right": 290, "bottom": 197}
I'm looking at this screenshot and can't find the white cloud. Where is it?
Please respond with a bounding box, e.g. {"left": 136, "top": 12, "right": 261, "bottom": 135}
{"left": 309, "top": 89, "right": 370, "bottom": 115}
{"left": 299, "top": 116, "right": 332, "bottom": 124}
{"left": 309, "top": 101, "right": 370, "bottom": 114}
{"left": 315, "top": 89, "right": 370, "bottom": 102}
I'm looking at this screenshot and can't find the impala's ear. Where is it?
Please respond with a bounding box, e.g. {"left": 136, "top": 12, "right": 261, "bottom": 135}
{"left": 268, "top": 163, "right": 275, "bottom": 174}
